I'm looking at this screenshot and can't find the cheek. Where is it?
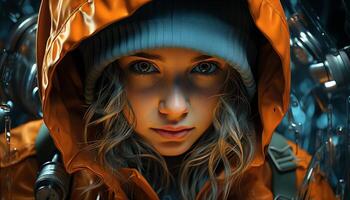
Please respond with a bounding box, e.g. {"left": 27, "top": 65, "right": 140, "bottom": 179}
{"left": 190, "top": 95, "right": 219, "bottom": 127}
{"left": 189, "top": 71, "right": 227, "bottom": 93}
{"left": 125, "top": 73, "right": 161, "bottom": 91}
{"left": 122, "top": 87, "right": 157, "bottom": 129}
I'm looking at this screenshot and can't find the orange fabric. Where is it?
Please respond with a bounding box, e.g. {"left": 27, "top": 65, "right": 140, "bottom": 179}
{"left": 0, "top": 119, "right": 42, "bottom": 167}
{"left": 0, "top": 120, "right": 42, "bottom": 200}
{"left": 248, "top": 0, "right": 291, "bottom": 167}
{"left": 0, "top": 156, "right": 38, "bottom": 200}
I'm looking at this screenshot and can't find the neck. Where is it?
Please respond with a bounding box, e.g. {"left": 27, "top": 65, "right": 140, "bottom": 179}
{"left": 163, "top": 154, "right": 186, "bottom": 178}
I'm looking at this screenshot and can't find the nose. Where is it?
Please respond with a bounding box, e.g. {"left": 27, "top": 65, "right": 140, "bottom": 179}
{"left": 158, "top": 87, "right": 189, "bottom": 121}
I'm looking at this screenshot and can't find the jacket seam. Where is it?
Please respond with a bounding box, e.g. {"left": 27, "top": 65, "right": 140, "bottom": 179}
{"left": 46, "top": 0, "right": 90, "bottom": 56}
{"left": 262, "top": 0, "right": 289, "bottom": 30}
{"left": 253, "top": 0, "right": 290, "bottom": 164}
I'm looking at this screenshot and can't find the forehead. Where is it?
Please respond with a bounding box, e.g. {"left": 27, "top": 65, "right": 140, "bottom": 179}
{"left": 119, "top": 47, "right": 227, "bottom": 66}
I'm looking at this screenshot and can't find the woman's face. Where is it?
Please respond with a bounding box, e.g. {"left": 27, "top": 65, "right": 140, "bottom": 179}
{"left": 119, "top": 48, "right": 228, "bottom": 156}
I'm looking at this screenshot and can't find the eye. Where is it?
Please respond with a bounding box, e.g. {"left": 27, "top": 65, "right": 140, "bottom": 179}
{"left": 191, "top": 62, "right": 219, "bottom": 75}
{"left": 129, "top": 61, "right": 159, "bottom": 74}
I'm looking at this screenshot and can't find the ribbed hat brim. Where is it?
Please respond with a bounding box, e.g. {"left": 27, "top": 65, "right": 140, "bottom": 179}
{"left": 79, "top": 0, "right": 257, "bottom": 103}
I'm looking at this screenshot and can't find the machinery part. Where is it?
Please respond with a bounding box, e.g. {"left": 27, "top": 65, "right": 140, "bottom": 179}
{"left": 309, "top": 46, "right": 350, "bottom": 88}
{"left": 0, "top": 14, "right": 42, "bottom": 118}
{"left": 35, "top": 154, "right": 71, "bottom": 200}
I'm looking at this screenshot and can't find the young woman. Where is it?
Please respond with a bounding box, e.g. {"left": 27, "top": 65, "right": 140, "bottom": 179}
{"left": 74, "top": 1, "right": 259, "bottom": 198}
{"left": 81, "top": 46, "right": 257, "bottom": 199}
{"left": 31, "top": 0, "right": 335, "bottom": 199}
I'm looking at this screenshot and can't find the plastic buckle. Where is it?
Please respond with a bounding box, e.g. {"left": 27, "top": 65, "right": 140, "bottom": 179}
{"left": 268, "top": 144, "right": 297, "bottom": 172}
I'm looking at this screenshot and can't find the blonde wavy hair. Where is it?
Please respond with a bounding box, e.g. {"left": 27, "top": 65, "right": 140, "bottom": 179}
{"left": 83, "top": 61, "right": 256, "bottom": 200}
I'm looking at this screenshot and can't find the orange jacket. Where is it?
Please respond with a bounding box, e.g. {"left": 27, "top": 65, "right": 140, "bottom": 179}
{"left": 0, "top": 0, "right": 336, "bottom": 199}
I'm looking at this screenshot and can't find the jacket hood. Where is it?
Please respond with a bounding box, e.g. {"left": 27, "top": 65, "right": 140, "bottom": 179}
{"left": 36, "top": 0, "right": 290, "bottom": 197}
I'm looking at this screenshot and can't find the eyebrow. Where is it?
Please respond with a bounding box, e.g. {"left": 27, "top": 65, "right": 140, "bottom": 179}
{"left": 130, "top": 52, "right": 214, "bottom": 62}
{"left": 131, "top": 52, "right": 164, "bottom": 61}
{"left": 191, "top": 55, "right": 214, "bottom": 62}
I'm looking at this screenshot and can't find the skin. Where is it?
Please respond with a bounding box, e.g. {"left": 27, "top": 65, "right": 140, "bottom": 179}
{"left": 119, "top": 47, "right": 229, "bottom": 156}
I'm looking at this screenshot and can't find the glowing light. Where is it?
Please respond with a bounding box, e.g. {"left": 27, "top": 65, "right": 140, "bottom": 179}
{"left": 324, "top": 80, "right": 336, "bottom": 88}
{"left": 300, "top": 32, "right": 307, "bottom": 39}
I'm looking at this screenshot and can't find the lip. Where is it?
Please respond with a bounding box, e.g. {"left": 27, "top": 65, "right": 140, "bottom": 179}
{"left": 151, "top": 126, "right": 194, "bottom": 140}
{"left": 156, "top": 125, "right": 194, "bottom": 132}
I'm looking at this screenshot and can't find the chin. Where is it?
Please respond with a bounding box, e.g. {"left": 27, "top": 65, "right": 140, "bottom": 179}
{"left": 155, "top": 142, "right": 192, "bottom": 156}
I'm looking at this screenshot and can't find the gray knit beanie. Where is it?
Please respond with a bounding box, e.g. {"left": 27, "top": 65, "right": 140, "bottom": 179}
{"left": 79, "top": 0, "right": 257, "bottom": 104}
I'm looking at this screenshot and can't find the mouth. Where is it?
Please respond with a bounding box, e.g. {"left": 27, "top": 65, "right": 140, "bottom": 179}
{"left": 151, "top": 126, "right": 194, "bottom": 140}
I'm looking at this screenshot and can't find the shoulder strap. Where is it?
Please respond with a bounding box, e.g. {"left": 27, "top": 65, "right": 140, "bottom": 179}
{"left": 268, "top": 133, "right": 298, "bottom": 200}
{"left": 35, "top": 123, "right": 56, "bottom": 166}
{"left": 34, "top": 123, "right": 72, "bottom": 200}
